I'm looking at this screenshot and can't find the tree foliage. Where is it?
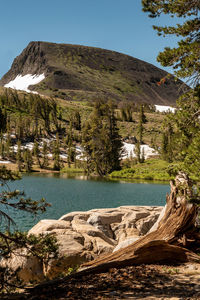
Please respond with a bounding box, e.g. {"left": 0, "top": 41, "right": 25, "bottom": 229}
{"left": 142, "top": 0, "right": 200, "bottom": 87}
{"left": 0, "top": 89, "right": 61, "bottom": 138}
{"left": 0, "top": 166, "right": 58, "bottom": 292}
{"left": 142, "top": 0, "right": 200, "bottom": 177}
{"left": 0, "top": 108, "right": 7, "bottom": 133}
{"left": 137, "top": 105, "right": 147, "bottom": 144}
{"left": 53, "top": 134, "right": 62, "bottom": 171}
{"left": 82, "top": 101, "right": 123, "bottom": 176}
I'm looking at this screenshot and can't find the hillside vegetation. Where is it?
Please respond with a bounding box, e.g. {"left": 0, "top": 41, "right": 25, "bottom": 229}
{"left": 110, "top": 159, "right": 172, "bottom": 181}
{"left": 0, "top": 86, "right": 168, "bottom": 175}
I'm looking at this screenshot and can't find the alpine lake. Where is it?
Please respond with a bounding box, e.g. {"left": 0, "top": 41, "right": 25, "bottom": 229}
{"left": 4, "top": 173, "right": 170, "bottom": 232}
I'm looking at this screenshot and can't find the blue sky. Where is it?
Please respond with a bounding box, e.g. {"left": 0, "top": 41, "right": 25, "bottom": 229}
{"left": 0, "top": 0, "right": 181, "bottom": 78}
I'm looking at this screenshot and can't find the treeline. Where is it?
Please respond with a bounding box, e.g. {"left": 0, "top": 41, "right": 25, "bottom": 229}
{"left": 0, "top": 131, "right": 80, "bottom": 173}
{"left": 0, "top": 88, "right": 153, "bottom": 176}
{"left": 0, "top": 88, "right": 83, "bottom": 141}
{"left": 0, "top": 89, "right": 63, "bottom": 138}
{"left": 0, "top": 89, "right": 82, "bottom": 172}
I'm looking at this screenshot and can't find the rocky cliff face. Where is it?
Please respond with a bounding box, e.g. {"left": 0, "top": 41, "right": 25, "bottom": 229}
{"left": 0, "top": 41, "right": 185, "bottom": 104}
{"left": 1, "top": 42, "right": 47, "bottom": 82}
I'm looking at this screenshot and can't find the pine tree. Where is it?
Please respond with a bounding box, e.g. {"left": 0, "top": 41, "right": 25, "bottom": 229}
{"left": 23, "top": 149, "right": 33, "bottom": 172}
{"left": 16, "top": 116, "right": 24, "bottom": 140}
{"left": 120, "top": 102, "right": 134, "bottom": 122}
{"left": 126, "top": 109, "right": 133, "bottom": 122}
{"left": 138, "top": 120, "right": 143, "bottom": 145}
{"left": 33, "top": 140, "right": 42, "bottom": 168}
{"left": 134, "top": 141, "right": 141, "bottom": 163}
{"left": 106, "top": 102, "right": 123, "bottom": 171}
{"left": 142, "top": 0, "right": 200, "bottom": 175}
{"left": 121, "top": 107, "right": 127, "bottom": 121}
{"left": 137, "top": 105, "right": 147, "bottom": 144}
{"left": 161, "top": 132, "right": 168, "bottom": 160}
{"left": 0, "top": 135, "right": 5, "bottom": 159}
{"left": 67, "top": 122, "right": 75, "bottom": 168}
{"left": 73, "top": 111, "right": 81, "bottom": 130}
{"left": 50, "top": 99, "right": 59, "bottom": 131}
{"left": 0, "top": 108, "right": 7, "bottom": 133}
{"left": 82, "top": 101, "right": 122, "bottom": 176}
{"left": 53, "top": 134, "right": 62, "bottom": 170}
{"left": 142, "top": 0, "right": 200, "bottom": 87}
{"left": 141, "top": 147, "right": 145, "bottom": 163}
{"left": 42, "top": 141, "right": 49, "bottom": 169}
{"left": 5, "top": 135, "right": 11, "bottom": 159}
{"left": 184, "top": 133, "right": 200, "bottom": 177}
{"left": 24, "top": 117, "right": 31, "bottom": 139}
{"left": 139, "top": 105, "right": 147, "bottom": 124}
{"left": 16, "top": 140, "right": 22, "bottom": 172}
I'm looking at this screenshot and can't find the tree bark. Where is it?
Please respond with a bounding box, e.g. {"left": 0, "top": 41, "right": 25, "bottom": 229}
{"left": 80, "top": 172, "right": 200, "bottom": 272}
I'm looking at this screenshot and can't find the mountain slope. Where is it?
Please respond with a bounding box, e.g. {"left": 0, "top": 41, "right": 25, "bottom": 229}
{"left": 0, "top": 41, "right": 184, "bottom": 105}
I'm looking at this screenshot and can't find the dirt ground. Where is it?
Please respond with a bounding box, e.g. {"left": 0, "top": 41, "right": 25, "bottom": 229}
{"left": 3, "top": 262, "right": 200, "bottom": 300}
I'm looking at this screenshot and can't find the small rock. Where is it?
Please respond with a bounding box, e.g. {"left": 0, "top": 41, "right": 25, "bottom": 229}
{"left": 186, "top": 264, "right": 198, "bottom": 271}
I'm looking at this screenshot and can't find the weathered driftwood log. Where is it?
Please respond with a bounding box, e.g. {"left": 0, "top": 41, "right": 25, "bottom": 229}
{"left": 79, "top": 172, "right": 200, "bottom": 272}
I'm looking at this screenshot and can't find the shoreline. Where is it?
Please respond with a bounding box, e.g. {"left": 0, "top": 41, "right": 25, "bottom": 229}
{"left": 1, "top": 161, "right": 172, "bottom": 184}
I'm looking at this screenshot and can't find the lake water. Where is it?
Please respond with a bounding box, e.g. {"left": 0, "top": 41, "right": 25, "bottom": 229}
{"left": 2, "top": 173, "right": 170, "bottom": 231}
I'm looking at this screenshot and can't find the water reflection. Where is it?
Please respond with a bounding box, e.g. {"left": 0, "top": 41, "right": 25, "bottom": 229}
{"left": 28, "top": 171, "right": 169, "bottom": 185}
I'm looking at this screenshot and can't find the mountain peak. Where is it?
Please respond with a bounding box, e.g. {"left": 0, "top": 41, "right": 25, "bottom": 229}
{"left": 0, "top": 41, "right": 184, "bottom": 104}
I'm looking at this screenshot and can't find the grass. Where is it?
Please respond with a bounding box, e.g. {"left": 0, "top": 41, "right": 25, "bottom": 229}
{"left": 117, "top": 111, "right": 164, "bottom": 145}
{"left": 52, "top": 95, "right": 165, "bottom": 145}
{"left": 110, "top": 159, "right": 173, "bottom": 181}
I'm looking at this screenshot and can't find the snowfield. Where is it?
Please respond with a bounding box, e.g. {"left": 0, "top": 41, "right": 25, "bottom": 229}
{"left": 155, "top": 105, "right": 175, "bottom": 113}
{"left": 0, "top": 160, "right": 11, "bottom": 164}
{"left": 11, "top": 141, "right": 157, "bottom": 161}
{"left": 122, "top": 142, "right": 157, "bottom": 159}
{"left": 2, "top": 135, "right": 157, "bottom": 165}
{"left": 4, "top": 74, "right": 45, "bottom": 93}
{"left": 13, "top": 142, "right": 34, "bottom": 152}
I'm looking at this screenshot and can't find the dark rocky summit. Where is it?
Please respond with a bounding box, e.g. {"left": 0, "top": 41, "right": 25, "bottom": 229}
{"left": 0, "top": 41, "right": 185, "bottom": 104}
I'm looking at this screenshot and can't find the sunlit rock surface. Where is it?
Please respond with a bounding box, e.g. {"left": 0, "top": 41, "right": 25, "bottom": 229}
{"left": 2, "top": 206, "right": 163, "bottom": 282}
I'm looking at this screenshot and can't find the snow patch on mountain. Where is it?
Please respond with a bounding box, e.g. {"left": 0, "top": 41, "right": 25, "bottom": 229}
{"left": 155, "top": 105, "right": 175, "bottom": 113}
{"left": 0, "top": 160, "right": 11, "bottom": 164}
{"left": 4, "top": 74, "right": 45, "bottom": 93}
{"left": 122, "top": 142, "right": 157, "bottom": 159}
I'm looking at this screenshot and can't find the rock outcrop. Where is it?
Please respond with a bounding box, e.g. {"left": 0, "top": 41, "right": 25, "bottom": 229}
{"left": 2, "top": 206, "right": 163, "bottom": 282}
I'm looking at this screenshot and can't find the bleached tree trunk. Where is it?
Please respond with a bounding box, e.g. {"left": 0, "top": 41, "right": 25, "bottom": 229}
{"left": 80, "top": 172, "right": 200, "bottom": 273}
